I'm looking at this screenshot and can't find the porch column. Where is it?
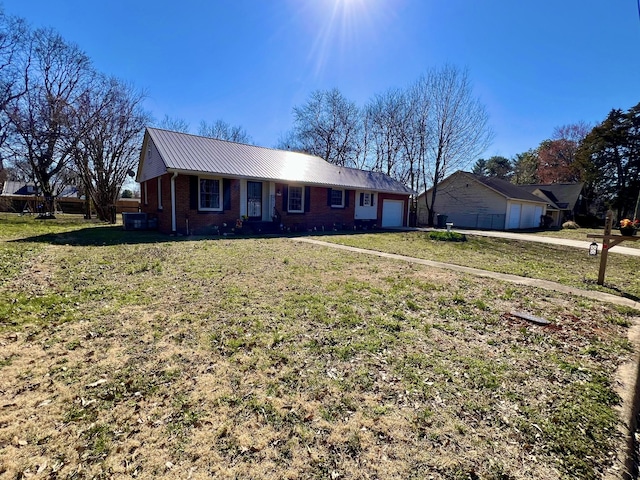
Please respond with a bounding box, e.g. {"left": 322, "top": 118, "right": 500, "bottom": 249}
{"left": 170, "top": 172, "right": 178, "bottom": 233}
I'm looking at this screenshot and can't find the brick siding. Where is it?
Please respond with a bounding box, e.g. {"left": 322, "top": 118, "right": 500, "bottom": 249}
{"left": 141, "top": 174, "right": 409, "bottom": 234}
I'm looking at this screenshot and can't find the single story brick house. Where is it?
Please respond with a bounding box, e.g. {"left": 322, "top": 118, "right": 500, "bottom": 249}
{"left": 136, "top": 128, "right": 414, "bottom": 235}
{"left": 416, "top": 170, "right": 548, "bottom": 230}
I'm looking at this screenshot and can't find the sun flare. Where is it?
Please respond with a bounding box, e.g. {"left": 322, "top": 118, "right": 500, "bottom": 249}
{"left": 293, "top": 0, "right": 392, "bottom": 78}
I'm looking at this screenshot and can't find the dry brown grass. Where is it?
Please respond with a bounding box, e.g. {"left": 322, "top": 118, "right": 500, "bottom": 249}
{"left": 0, "top": 218, "right": 636, "bottom": 479}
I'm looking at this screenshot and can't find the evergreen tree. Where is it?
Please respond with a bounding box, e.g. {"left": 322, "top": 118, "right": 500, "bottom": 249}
{"left": 576, "top": 103, "right": 640, "bottom": 218}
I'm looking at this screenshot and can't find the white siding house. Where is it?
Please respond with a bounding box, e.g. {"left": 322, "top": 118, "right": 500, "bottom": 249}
{"left": 417, "top": 171, "right": 548, "bottom": 230}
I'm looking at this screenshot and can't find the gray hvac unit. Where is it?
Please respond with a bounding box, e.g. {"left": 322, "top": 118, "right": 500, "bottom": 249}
{"left": 122, "top": 212, "right": 148, "bottom": 230}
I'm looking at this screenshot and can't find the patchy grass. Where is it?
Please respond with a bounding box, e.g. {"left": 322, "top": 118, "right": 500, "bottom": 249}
{"left": 320, "top": 231, "right": 640, "bottom": 299}
{"left": 0, "top": 215, "right": 636, "bottom": 479}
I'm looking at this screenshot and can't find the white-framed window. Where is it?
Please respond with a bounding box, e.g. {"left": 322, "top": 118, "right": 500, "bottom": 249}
{"left": 330, "top": 189, "right": 345, "bottom": 208}
{"left": 361, "top": 192, "right": 375, "bottom": 207}
{"left": 199, "top": 177, "right": 222, "bottom": 211}
{"left": 157, "top": 177, "right": 163, "bottom": 210}
{"left": 288, "top": 185, "right": 303, "bottom": 213}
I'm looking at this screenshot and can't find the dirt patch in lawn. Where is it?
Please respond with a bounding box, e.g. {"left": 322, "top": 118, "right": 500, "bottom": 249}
{"left": 0, "top": 235, "right": 637, "bottom": 479}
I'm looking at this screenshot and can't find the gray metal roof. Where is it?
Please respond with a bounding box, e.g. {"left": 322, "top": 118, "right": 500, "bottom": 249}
{"left": 143, "top": 128, "right": 414, "bottom": 194}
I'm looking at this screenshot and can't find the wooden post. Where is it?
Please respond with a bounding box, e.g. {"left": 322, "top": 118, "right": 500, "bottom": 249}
{"left": 597, "top": 211, "right": 614, "bottom": 285}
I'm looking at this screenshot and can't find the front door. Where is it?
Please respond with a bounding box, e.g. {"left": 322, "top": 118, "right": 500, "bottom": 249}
{"left": 247, "top": 181, "right": 262, "bottom": 219}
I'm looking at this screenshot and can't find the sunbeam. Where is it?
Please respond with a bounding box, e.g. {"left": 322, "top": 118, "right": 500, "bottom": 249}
{"left": 293, "top": 0, "right": 396, "bottom": 79}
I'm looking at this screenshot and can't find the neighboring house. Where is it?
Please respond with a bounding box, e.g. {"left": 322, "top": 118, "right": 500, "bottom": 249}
{"left": 136, "top": 128, "right": 414, "bottom": 235}
{"left": 0, "top": 181, "right": 81, "bottom": 213}
{"left": 416, "top": 171, "right": 548, "bottom": 230}
{"left": 0, "top": 181, "right": 140, "bottom": 215}
{"left": 519, "top": 183, "right": 585, "bottom": 226}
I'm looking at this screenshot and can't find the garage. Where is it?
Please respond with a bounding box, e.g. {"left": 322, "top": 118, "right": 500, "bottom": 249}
{"left": 507, "top": 203, "right": 521, "bottom": 229}
{"left": 507, "top": 202, "right": 544, "bottom": 229}
{"left": 381, "top": 199, "right": 404, "bottom": 227}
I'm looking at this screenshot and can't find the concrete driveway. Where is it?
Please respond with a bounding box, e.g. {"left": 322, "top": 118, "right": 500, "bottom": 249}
{"left": 421, "top": 227, "right": 640, "bottom": 257}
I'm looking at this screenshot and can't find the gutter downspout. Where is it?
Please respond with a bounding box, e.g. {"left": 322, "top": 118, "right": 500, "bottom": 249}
{"left": 170, "top": 171, "right": 178, "bottom": 234}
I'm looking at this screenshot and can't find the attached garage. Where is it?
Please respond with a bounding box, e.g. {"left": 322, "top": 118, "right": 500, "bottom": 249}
{"left": 507, "top": 202, "right": 545, "bottom": 229}
{"left": 507, "top": 203, "right": 521, "bottom": 229}
{"left": 381, "top": 199, "right": 404, "bottom": 227}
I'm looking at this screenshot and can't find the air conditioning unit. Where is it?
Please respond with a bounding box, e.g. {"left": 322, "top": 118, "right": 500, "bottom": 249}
{"left": 122, "top": 212, "right": 148, "bottom": 230}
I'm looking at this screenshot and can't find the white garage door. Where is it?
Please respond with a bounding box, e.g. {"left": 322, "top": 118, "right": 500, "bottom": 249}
{"left": 382, "top": 200, "right": 404, "bottom": 227}
{"left": 507, "top": 203, "right": 521, "bottom": 229}
{"left": 521, "top": 204, "right": 540, "bottom": 229}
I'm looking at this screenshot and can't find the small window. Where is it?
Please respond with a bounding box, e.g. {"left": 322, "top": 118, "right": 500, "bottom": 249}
{"left": 288, "top": 186, "right": 303, "bottom": 213}
{"left": 361, "top": 192, "right": 374, "bottom": 207}
{"left": 199, "top": 178, "right": 222, "bottom": 211}
{"left": 330, "top": 189, "right": 345, "bottom": 208}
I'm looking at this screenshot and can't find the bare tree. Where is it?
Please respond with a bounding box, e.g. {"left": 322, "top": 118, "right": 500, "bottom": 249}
{"left": 198, "top": 119, "right": 251, "bottom": 143}
{"left": 155, "top": 114, "right": 190, "bottom": 133}
{"left": 288, "top": 89, "right": 362, "bottom": 167}
{"left": 6, "top": 28, "right": 95, "bottom": 213}
{"left": 402, "top": 78, "right": 432, "bottom": 224}
{"left": 419, "top": 65, "right": 493, "bottom": 226}
{"left": 0, "top": 9, "right": 29, "bottom": 180}
{"left": 74, "top": 77, "right": 149, "bottom": 222}
{"left": 365, "top": 88, "right": 408, "bottom": 180}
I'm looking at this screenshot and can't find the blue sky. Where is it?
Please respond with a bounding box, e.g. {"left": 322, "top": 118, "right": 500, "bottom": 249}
{"left": 3, "top": 0, "right": 639, "bottom": 160}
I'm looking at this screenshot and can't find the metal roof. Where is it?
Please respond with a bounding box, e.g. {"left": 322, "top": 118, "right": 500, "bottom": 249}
{"left": 143, "top": 128, "right": 414, "bottom": 195}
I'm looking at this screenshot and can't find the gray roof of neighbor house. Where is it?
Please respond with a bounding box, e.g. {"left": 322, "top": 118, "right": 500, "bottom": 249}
{"left": 419, "top": 171, "right": 547, "bottom": 204}
{"left": 519, "top": 183, "right": 584, "bottom": 210}
{"left": 468, "top": 173, "right": 547, "bottom": 203}
{"left": 140, "top": 128, "right": 415, "bottom": 195}
{"left": 1, "top": 181, "right": 80, "bottom": 198}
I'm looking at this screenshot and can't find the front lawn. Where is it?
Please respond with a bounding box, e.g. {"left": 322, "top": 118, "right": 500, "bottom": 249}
{"left": 320, "top": 231, "right": 640, "bottom": 300}
{"left": 0, "top": 216, "right": 636, "bottom": 479}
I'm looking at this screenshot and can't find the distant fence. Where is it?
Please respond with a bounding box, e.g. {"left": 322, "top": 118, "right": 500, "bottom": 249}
{"left": 419, "top": 212, "right": 506, "bottom": 230}
{"left": 0, "top": 196, "right": 140, "bottom": 215}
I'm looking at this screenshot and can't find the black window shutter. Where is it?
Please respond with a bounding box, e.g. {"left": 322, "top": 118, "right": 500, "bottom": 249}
{"left": 190, "top": 176, "right": 198, "bottom": 210}
{"left": 344, "top": 190, "right": 350, "bottom": 207}
{"left": 223, "top": 179, "right": 231, "bottom": 210}
{"left": 371, "top": 193, "right": 375, "bottom": 206}
{"left": 304, "top": 186, "right": 311, "bottom": 212}
{"left": 327, "top": 188, "right": 332, "bottom": 206}
{"left": 360, "top": 192, "right": 364, "bottom": 206}
{"left": 282, "top": 185, "right": 288, "bottom": 211}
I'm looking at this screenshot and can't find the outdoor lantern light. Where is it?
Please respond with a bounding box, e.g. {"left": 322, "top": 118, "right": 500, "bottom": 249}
{"left": 589, "top": 241, "right": 599, "bottom": 256}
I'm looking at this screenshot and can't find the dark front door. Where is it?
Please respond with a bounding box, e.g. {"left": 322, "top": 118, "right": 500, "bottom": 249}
{"left": 247, "top": 181, "right": 262, "bottom": 219}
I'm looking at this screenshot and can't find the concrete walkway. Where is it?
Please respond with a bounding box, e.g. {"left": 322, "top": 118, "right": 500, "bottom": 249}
{"left": 293, "top": 237, "right": 640, "bottom": 310}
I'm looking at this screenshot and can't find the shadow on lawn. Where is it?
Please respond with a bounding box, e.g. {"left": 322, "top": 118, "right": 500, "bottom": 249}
{"left": 9, "top": 224, "right": 398, "bottom": 247}
{"left": 9, "top": 225, "right": 175, "bottom": 246}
